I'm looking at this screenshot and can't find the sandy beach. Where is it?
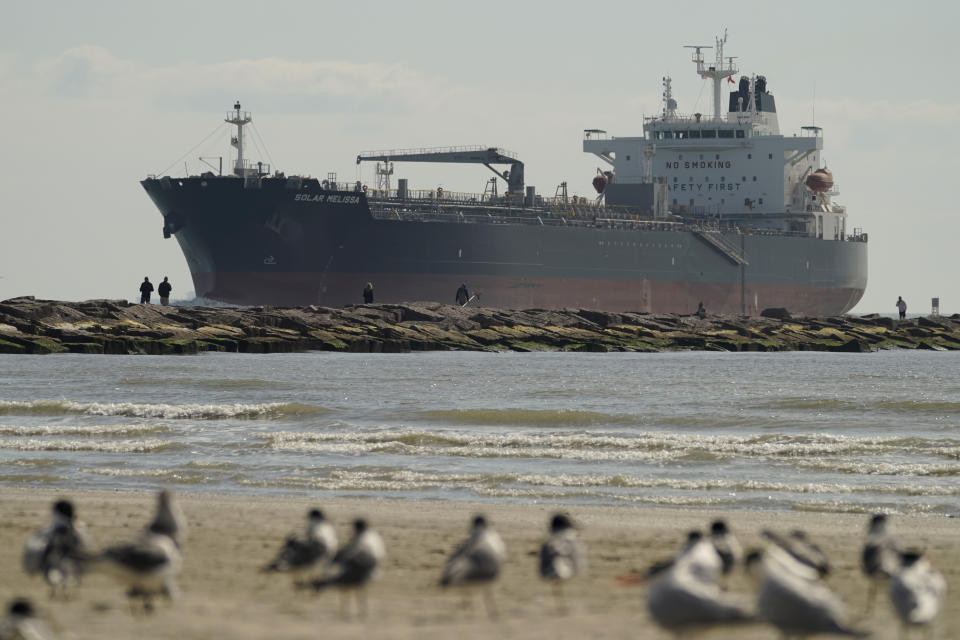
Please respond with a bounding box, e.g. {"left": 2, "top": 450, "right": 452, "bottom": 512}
{"left": 1, "top": 488, "right": 955, "bottom": 639}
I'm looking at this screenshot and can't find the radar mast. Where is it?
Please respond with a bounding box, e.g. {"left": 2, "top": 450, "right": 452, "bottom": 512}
{"left": 685, "top": 30, "right": 737, "bottom": 121}
{"left": 226, "top": 101, "right": 252, "bottom": 177}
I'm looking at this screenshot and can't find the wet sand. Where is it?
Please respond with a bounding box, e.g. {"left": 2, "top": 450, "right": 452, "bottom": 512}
{"left": 1, "top": 488, "right": 956, "bottom": 639}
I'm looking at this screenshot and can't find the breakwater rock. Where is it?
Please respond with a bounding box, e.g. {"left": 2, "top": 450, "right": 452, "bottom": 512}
{"left": 1, "top": 296, "right": 959, "bottom": 355}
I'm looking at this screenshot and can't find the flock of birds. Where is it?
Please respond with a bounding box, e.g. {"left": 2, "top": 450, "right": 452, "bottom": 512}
{"left": 2, "top": 491, "right": 950, "bottom": 639}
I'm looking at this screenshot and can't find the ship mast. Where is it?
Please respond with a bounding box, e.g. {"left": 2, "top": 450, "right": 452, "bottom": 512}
{"left": 226, "top": 101, "right": 252, "bottom": 177}
{"left": 685, "top": 30, "right": 737, "bottom": 121}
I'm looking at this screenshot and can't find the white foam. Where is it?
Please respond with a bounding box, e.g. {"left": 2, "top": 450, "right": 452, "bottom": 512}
{"left": 0, "top": 438, "right": 177, "bottom": 453}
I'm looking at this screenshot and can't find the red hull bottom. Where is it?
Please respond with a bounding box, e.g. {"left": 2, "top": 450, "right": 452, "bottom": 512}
{"left": 193, "top": 271, "right": 864, "bottom": 316}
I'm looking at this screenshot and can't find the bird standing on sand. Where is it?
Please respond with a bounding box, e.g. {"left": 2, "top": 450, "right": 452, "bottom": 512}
{"left": 303, "top": 518, "right": 385, "bottom": 619}
{"left": 440, "top": 515, "right": 507, "bottom": 619}
{"left": 539, "top": 513, "right": 586, "bottom": 613}
{"left": 147, "top": 489, "right": 187, "bottom": 548}
{"left": 23, "top": 498, "right": 92, "bottom": 598}
{"left": 645, "top": 530, "right": 753, "bottom": 635}
{"left": 862, "top": 513, "right": 900, "bottom": 614}
{"left": 96, "top": 490, "right": 184, "bottom": 613}
{"left": 709, "top": 519, "right": 742, "bottom": 578}
{"left": 0, "top": 599, "right": 57, "bottom": 640}
{"left": 889, "top": 549, "right": 947, "bottom": 638}
{"left": 262, "top": 508, "right": 338, "bottom": 581}
{"left": 746, "top": 545, "right": 866, "bottom": 638}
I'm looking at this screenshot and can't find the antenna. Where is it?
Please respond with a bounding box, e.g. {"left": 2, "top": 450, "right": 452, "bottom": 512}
{"left": 812, "top": 80, "right": 816, "bottom": 127}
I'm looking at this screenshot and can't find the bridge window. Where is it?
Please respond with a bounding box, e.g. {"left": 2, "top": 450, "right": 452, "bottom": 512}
{"left": 747, "top": 153, "right": 752, "bottom": 159}
{"left": 689, "top": 130, "right": 701, "bottom": 138}
{"left": 768, "top": 153, "right": 773, "bottom": 159}
{"left": 742, "top": 176, "right": 746, "bottom": 182}
{"left": 718, "top": 129, "right": 734, "bottom": 138}
{"left": 736, "top": 130, "right": 745, "bottom": 138}
{"left": 626, "top": 155, "right": 631, "bottom": 161}
{"left": 702, "top": 130, "right": 716, "bottom": 138}
{"left": 663, "top": 131, "right": 674, "bottom": 139}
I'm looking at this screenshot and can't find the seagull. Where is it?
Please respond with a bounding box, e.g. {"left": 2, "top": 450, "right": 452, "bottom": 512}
{"left": 645, "top": 530, "right": 753, "bottom": 635}
{"left": 888, "top": 549, "right": 946, "bottom": 637}
{"left": 440, "top": 515, "right": 507, "bottom": 619}
{"left": 96, "top": 490, "right": 184, "bottom": 613}
{"left": 302, "top": 518, "right": 385, "bottom": 619}
{"left": 22, "top": 498, "right": 92, "bottom": 597}
{"left": 539, "top": 513, "right": 587, "bottom": 612}
{"left": 0, "top": 598, "right": 57, "bottom": 640}
{"left": 761, "top": 529, "right": 830, "bottom": 578}
{"left": 861, "top": 513, "right": 900, "bottom": 614}
{"left": 147, "top": 489, "right": 187, "bottom": 548}
{"left": 99, "top": 531, "right": 182, "bottom": 614}
{"left": 747, "top": 547, "right": 866, "bottom": 638}
{"left": 262, "top": 508, "right": 337, "bottom": 581}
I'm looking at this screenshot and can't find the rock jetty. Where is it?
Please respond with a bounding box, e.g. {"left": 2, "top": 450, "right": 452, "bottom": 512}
{"left": 1, "top": 296, "right": 958, "bottom": 355}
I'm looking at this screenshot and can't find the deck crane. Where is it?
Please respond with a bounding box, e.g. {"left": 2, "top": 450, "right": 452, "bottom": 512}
{"left": 357, "top": 146, "right": 525, "bottom": 195}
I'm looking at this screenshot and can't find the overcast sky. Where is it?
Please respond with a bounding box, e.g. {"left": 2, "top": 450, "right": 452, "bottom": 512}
{"left": 1, "top": 0, "right": 956, "bottom": 314}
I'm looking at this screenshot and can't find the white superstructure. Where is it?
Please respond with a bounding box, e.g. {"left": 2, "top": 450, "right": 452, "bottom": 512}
{"left": 584, "top": 33, "right": 847, "bottom": 241}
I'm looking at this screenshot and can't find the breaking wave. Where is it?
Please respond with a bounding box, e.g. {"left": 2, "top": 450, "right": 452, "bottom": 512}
{"left": 420, "top": 408, "right": 637, "bottom": 427}
{"left": 253, "top": 429, "right": 960, "bottom": 465}
{"left": 0, "top": 438, "right": 182, "bottom": 453}
{"left": 0, "top": 424, "right": 171, "bottom": 437}
{"left": 80, "top": 466, "right": 223, "bottom": 484}
{"left": 0, "top": 400, "right": 327, "bottom": 420}
{"left": 235, "top": 467, "right": 960, "bottom": 496}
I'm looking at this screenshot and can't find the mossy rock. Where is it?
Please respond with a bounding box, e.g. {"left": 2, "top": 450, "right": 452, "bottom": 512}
{"left": 561, "top": 342, "right": 609, "bottom": 352}
{"left": 159, "top": 339, "right": 201, "bottom": 355}
{"left": 0, "top": 338, "right": 26, "bottom": 354}
{"left": 65, "top": 342, "right": 104, "bottom": 354}
{"left": 25, "top": 338, "right": 67, "bottom": 354}
{"left": 196, "top": 337, "right": 239, "bottom": 352}
{"left": 507, "top": 340, "right": 555, "bottom": 352}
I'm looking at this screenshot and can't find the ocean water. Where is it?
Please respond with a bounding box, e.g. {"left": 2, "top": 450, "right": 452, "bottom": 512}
{"left": 1, "top": 351, "right": 958, "bottom": 516}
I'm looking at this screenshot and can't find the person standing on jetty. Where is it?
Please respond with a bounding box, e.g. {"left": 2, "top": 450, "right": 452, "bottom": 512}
{"left": 363, "top": 282, "right": 374, "bottom": 304}
{"left": 456, "top": 283, "right": 470, "bottom": 306}
{"left": 896, "top": 296, "right": 907, "bottom": 320}
{"left": 158, "top": 277, "right": 172, "bottom": 305}
{"left": 696, "top": 301, "right": 707, "bottom": 319}
{"left": 139, "top": 277, "right": 154, "bottom": 304}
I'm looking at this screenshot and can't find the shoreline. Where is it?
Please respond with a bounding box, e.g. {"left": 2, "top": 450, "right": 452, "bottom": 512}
{"left": 2, "top": 488, "right": 956, "bottom": 639}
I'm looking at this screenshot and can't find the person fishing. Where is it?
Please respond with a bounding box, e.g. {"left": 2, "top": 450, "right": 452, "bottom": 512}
{"left": 456, "top": 283, "right": 470, "bottom": 306}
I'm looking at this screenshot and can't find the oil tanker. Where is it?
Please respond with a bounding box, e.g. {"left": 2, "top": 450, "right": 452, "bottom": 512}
{"left": 141, "top": 34, "right": 867, "bottom": 315}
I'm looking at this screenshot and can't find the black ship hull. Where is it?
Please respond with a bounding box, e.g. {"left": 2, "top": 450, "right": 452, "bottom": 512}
{"left": 142, "top": 176, "right": 867, "bottom": 315}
